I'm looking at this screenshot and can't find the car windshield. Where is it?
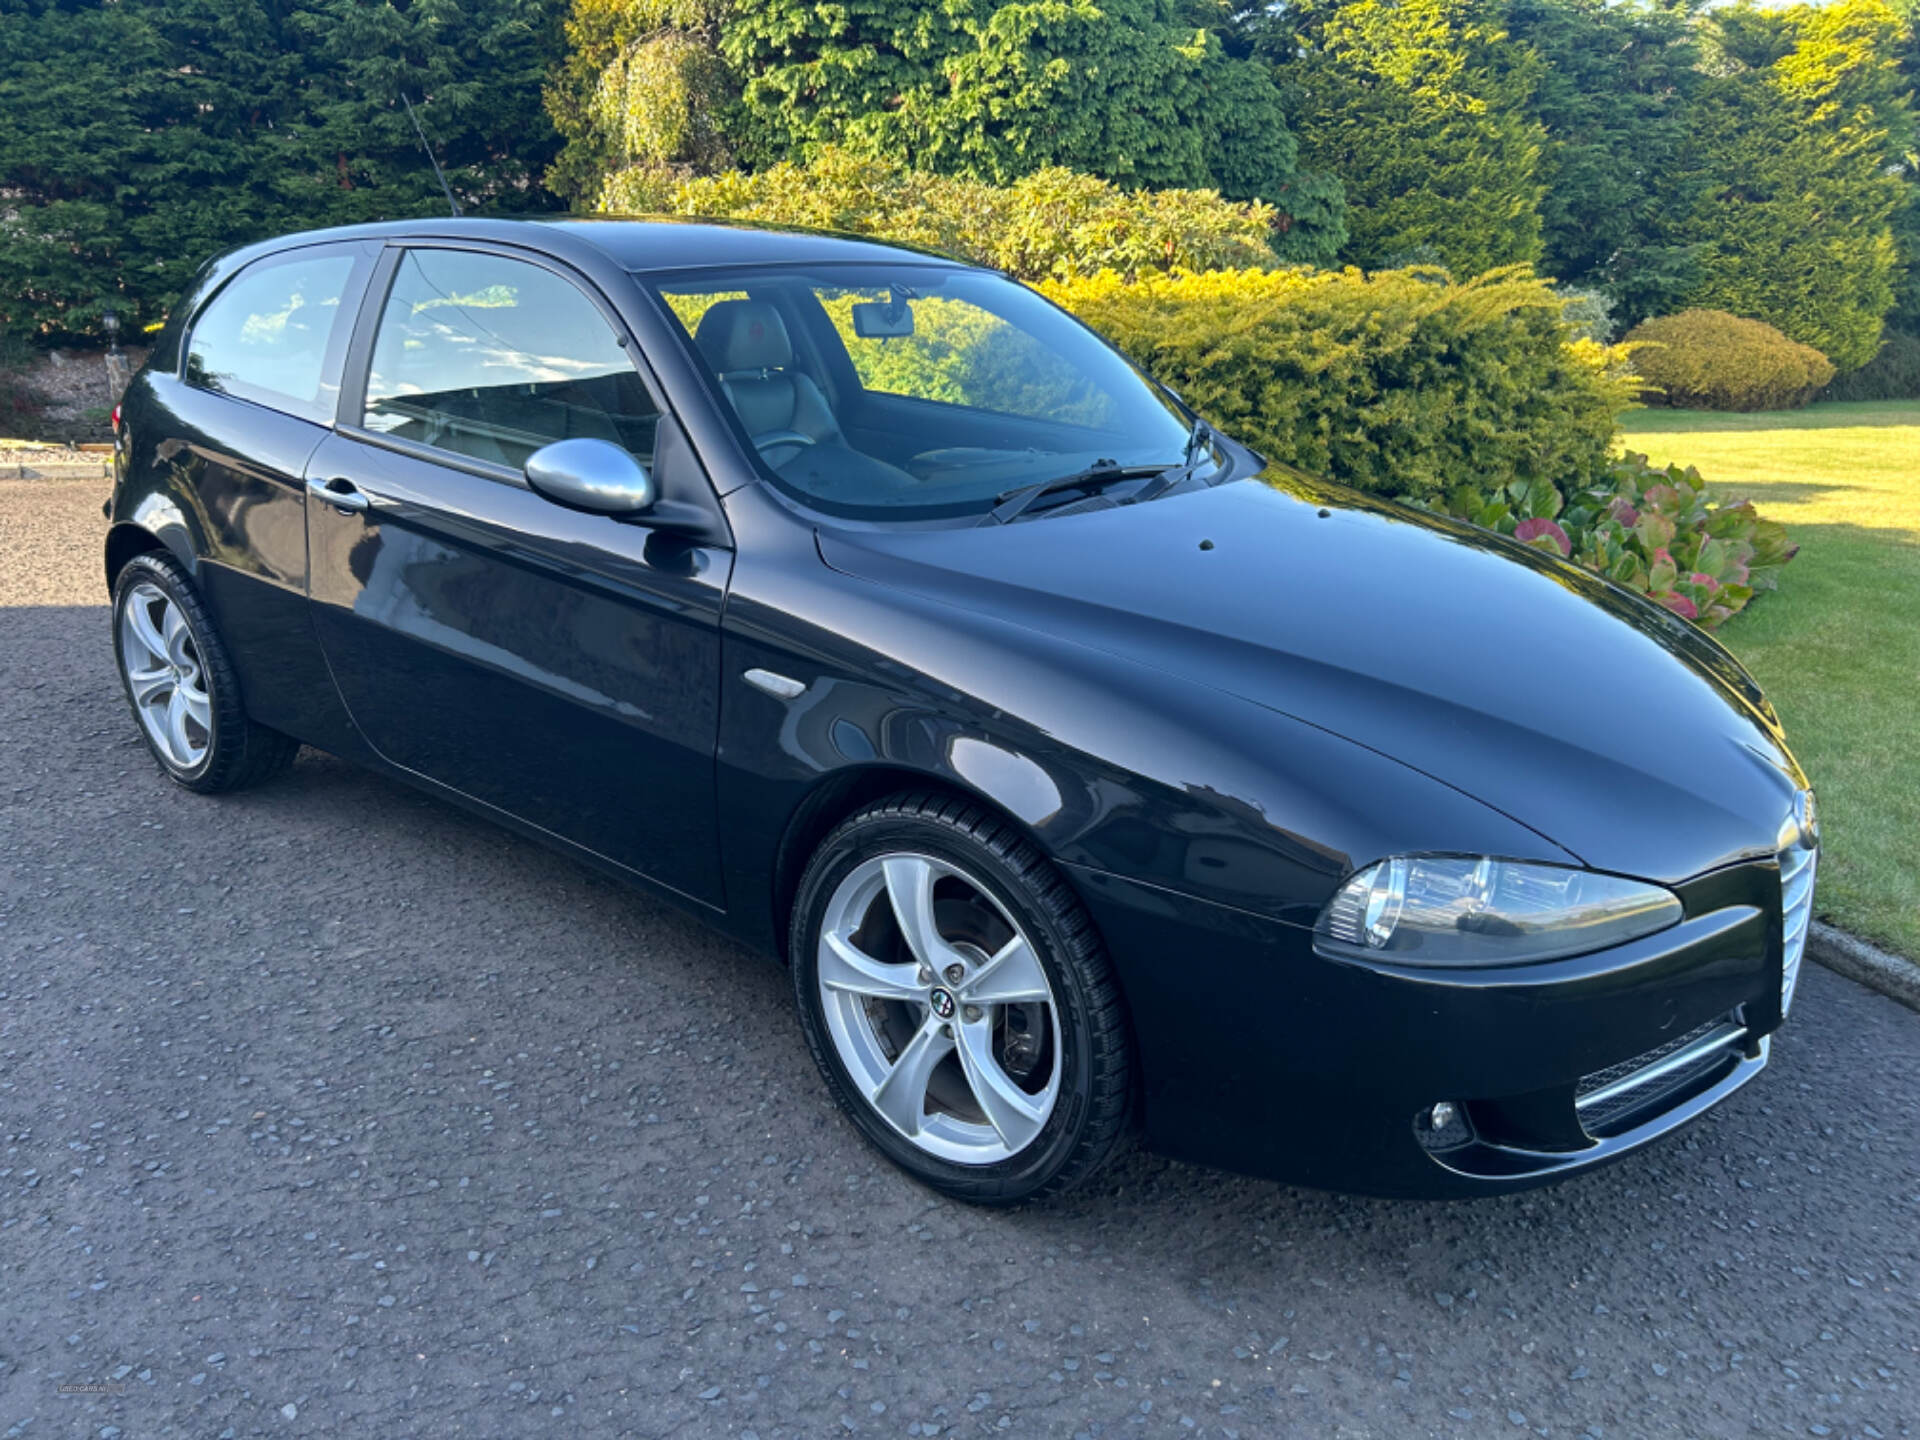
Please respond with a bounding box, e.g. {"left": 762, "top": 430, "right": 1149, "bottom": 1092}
{"left": 641, "top": 263, "right": 1201, "bottom": 520}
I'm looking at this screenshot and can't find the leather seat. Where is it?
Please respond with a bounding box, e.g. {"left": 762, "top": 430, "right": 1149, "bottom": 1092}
{"left": 693, "top": 300, "right": 844, "bottom": 451}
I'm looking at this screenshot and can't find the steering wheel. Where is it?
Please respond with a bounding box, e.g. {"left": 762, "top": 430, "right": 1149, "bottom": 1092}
{"left": 753, "top": 429, "right": 817, "bottom": 453}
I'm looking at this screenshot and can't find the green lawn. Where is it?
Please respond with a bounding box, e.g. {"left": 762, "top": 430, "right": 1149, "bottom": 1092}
{"left": 1618, "top": 400, "right": 1920, "bottom": 959}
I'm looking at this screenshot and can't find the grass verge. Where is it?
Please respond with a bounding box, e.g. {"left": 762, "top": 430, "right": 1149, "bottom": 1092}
{"left": 1620, "top": 400, "right": 1920, "bottom": 959}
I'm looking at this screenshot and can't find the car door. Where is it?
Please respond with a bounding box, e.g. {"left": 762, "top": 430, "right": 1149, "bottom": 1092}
{"left": 303, "top": 242, "right": 733, "bottom": 908}
{"left": 146, "top": 240, "right": 378, "bottom": 748}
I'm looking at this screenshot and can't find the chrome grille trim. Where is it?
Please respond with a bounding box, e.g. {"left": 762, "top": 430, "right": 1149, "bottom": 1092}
{"left": 1780, "top": 844, "right": 1816, "bottom": 1015}
{"left": 1576, "top": 1015, "right": 1748, "bottom": 1135}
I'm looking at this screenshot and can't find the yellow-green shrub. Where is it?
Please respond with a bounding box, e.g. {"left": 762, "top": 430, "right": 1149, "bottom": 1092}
{"left": 1045, "top": 266, "right": 1639, "bottom": 506}
{"left": 604, "top": 147, "right": 1281, "bottom": 282}
{"left": 1624, "top": 310, "right": 1836, "bottom": 411}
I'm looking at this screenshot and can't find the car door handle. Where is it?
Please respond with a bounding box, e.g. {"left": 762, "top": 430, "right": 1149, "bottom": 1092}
{"left": 308, "top": 476, "right": 371, "bottom": 514}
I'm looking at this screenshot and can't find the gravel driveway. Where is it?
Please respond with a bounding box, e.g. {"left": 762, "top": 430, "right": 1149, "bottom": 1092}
{"left": 3, "top": 477, "right": 1916, "bottom": 1440}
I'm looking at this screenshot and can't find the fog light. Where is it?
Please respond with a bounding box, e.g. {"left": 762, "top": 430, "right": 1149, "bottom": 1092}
{"left": 1415, "top": 1100, "right": 1472, "bottom": 1152}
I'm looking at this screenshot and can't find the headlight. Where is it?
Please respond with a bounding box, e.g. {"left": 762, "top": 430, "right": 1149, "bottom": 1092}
{"left": 1317, "top": 856, "right": 1682, "bottom": 967}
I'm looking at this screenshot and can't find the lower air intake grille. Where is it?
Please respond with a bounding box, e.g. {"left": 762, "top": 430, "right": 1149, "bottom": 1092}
{"left": 1575, "top": 1014, "right": 1747, "bottom": 1137}
{"left": 1780, "top": 845, "right": 1817, "bottom": 1014}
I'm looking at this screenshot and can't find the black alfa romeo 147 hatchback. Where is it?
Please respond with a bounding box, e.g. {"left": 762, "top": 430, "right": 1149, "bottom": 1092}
{"left": 103, "top": 217, "right": 1818, "bottom": 1204}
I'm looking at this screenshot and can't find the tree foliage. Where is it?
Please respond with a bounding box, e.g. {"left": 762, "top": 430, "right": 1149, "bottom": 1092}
{"left": 1505, "top": 0, "right": 1706, "bottom": 326}
{"left": 713, "top": 0, "right": 1345, "bottom": 260}
{"left": 1878, "top": 0, "right": 1920, "bottom": 330}
{"left": 1819, "top": 325, "right": 1920, "bottom": 400}
{"left": 7, "top": 0, "right": 1916, "bottom": 375}
{"left": 290, "top": 0, "right": 565, "bottom": 218}
{"left": 0, "top": 0, "right": 566, "bottom": 343}
{"left": 1675, "top": 0, "right": 1912, "bottom": 369}
{"left": 543, "top": 0, "right": 731, "bottom": 203}
{"left": 1280, "top": 0, "right": 1548, "bottom": 275}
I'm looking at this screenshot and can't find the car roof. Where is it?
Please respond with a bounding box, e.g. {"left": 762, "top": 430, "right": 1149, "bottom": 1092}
{"left": 244, "top": 215, "right": 975, "bottom": 275}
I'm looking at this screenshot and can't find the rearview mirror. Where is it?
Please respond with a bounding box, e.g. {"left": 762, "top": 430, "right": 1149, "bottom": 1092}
{"left": 851, "top": 298, "right": 915, "bottom": 339}
{"left": 524, "top": 438, "right": 655, "bottom": 516}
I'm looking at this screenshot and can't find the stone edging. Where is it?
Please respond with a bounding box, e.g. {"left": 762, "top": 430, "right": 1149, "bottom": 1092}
{"left": 0, "top": 442, "right": 112, "bottom": 481}
{"left": 1809, "top": 921, "right": 1920, "bottom": 1013}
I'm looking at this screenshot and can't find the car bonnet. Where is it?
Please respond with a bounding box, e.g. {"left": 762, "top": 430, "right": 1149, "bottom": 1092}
{"left": 814, "top": 474, "right": 1807, "bottom": 886}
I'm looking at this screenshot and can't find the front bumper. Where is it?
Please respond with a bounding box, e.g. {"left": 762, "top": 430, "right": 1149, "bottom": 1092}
{"left": 1067, "top": 855, "right": 1792, "bottom": 1198}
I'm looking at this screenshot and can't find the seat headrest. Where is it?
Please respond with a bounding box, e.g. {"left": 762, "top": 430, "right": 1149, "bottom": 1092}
{"left": 694, "top": 300, "right": 794, "bottom": 374}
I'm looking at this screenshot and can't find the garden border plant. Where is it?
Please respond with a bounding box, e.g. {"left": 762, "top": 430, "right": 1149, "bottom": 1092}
{"left": 1443, "top": 455, "right": 1797, "bottom": 624}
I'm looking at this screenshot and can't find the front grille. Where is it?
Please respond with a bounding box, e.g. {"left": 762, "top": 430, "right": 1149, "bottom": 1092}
{"left": 1779, "top": 844, "right": 1817, "bottom": 1014}
{"left": 1575, "top": 1013, "right": 1747, "bottom": 1137}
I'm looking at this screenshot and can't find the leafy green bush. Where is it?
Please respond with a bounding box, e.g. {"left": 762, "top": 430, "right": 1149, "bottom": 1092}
{"left": 1821, "top": 327, "right": 1920, "bottom": 401}
{"left": 1045, "top": 265, "right": 1638, "bottom": 507}
{"left": 614, "top": 149, "right": 1284, "bottom": 282}
{"left": 1446, "top": 453, "right": 1796, "bottom": 627}
{"left": 1625, "top": 309, "right": 1836, "bottom": 411}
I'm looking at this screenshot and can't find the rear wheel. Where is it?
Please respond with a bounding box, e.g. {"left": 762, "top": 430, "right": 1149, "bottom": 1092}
{"left": 111, "top": 551, "right": 298, "bottom": 793}
{"left": 790, "top": 793, "right": 1132, "bottom": 1204}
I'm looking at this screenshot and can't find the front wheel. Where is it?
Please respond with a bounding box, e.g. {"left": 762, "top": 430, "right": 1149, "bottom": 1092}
{"left": 789, "top": 793, "right": 1133, "bottom": 1204}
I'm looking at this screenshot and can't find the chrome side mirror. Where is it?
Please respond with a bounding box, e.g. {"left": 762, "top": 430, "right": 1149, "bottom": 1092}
{"left": 524, "top": 438, "right": 655, "bottom": 516}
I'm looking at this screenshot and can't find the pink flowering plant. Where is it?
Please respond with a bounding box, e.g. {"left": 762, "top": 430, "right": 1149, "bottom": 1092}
{"left": 1440, "top": 453, "right": 1796, "bottom": 628}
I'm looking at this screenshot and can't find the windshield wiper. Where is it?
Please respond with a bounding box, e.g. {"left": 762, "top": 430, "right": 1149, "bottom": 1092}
{"left": 1127, "top": 417, "right": 1217, "bottom": 508}
{"left": 984, "top": 459, "right": 1167, "bottom": 525}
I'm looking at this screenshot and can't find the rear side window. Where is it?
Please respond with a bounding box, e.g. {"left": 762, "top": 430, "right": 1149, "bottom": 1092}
{"left": 184, "top": 247, "right": 364, "bottom": 422}
{"left": 361, "top": 248, "right": 660, "bottom": 472}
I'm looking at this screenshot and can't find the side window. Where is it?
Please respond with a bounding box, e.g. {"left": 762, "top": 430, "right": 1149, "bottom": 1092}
{"left": 362, "top": 249, "right": 660, "bottom": 472}
{"left": 184, "top": 248, "right": 363, "bottom": 420}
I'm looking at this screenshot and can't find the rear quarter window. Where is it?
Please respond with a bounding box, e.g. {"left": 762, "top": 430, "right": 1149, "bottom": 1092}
{"left": 184, "top": 245, "right": 370, "bottom": 423}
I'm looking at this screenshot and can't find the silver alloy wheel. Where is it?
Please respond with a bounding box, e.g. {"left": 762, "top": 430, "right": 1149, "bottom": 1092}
{"left": 818, "top": 852, "right": 1063, "bottom": 1165}
{"left": 119, "top": 580, "right": 212, "bottom": 770}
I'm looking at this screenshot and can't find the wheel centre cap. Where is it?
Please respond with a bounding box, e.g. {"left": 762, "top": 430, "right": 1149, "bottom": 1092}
{"left": 928, "top": 987, "right": 956, "bottom": 1021}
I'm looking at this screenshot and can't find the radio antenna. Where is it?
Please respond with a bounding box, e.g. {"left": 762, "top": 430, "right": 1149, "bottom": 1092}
{"left": 402, "top": 92, "right": 462, "bottom": 217}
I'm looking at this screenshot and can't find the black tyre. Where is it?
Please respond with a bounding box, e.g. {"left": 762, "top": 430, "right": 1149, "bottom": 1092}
{"left": 111, "top": 551, "right": 299, "bottom": 793}
{"left": 790, "top": 791, "right": 1132, "bottom": 1204}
